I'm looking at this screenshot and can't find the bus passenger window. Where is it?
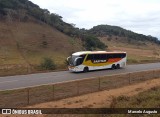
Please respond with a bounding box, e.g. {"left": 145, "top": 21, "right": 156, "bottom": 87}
{"left": 93, "top": 54, "right": 100, "bottom": 60}
{"left": 101, "top": 54, "right": 107, "bottom": 60}
{"left": 86, "top": 54, "right": 93, "bottom": 61}
{"left": 121, "top": 54, "right": 126, "bottom": 58}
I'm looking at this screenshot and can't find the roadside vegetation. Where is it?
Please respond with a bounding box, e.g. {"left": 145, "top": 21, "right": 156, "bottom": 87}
{"left": 110, "top": 86, "right": 160, "bottom": 108}
{"left": 105, "top": 86, "right": 160, "bottom": 117}
{"left": 83, "top": 35, "right": 107, "bottom": 50}
{"left": 40, "top": 57, "right": 56, "bottom": 70}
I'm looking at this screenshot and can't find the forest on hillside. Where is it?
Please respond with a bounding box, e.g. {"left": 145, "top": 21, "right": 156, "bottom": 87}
{"left": 0, "top": 0, "right": 159, "bottom": 51}
{"left": 89, "top": 25, "right": 160, "bottom": 44}
{"left": 0, "top": 0, "right": 107, "bottom": 50}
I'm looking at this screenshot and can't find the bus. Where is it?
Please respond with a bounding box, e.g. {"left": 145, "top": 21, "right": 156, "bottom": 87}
{"left": 67, "top": 51, "right": 127, "bottom": 72}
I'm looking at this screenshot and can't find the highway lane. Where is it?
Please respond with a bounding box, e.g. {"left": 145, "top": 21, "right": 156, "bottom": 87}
{"left": 0, "top": 62, "right": 160, "bottom": 91}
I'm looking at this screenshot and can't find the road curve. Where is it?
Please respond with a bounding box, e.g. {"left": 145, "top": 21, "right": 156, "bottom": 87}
{"left": 0, "top": 63, "right": 160, "bottom": 91}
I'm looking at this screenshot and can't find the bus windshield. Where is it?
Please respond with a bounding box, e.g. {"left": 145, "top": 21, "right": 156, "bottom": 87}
{"left": 68, "top": 55, "right": 79, "bottom": 66}
{"left": 68, "top": 54, "right": 86, "bottom": 66}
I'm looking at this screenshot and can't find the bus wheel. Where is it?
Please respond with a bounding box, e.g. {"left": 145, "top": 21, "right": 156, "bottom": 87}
{"left": 116, "top": 64, "right": 120, "bottom": 69}
{"left": 111, "top": 64, "right": 116, "bottom": 69}
{"left": 83, "top": 67, "right": 89, "bottom": 72}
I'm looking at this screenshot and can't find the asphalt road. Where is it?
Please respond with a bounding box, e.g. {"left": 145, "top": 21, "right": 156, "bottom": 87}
{"left": 0, "top": 63, "right": 160, "bottom": 91}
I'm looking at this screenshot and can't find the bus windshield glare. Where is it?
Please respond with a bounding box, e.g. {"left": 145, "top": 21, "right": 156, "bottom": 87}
{"left": 68, "top": 55, "right": 79, "bottom": 66}
{"left": 68, "top": 55, "right": 85, "bottom": 66}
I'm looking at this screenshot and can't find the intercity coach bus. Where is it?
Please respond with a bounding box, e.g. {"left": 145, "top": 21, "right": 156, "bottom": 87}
{"left": 67, "top": 51, "right": 127, "bottom": 72}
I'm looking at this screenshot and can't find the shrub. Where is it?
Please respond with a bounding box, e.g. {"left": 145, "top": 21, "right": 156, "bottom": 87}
{"left": 40, "top": 57, "right": 56, "bottom": 70}
{"left": 42, "top": 41, "right": 48, "bottom": 48}
{"left": 64, "top": 59, "right": 69, "bottom": 66}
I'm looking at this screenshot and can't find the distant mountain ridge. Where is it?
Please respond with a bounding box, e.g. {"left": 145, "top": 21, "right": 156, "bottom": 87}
{"left": 88, "top": 25, "right": 160, "bottom": 44}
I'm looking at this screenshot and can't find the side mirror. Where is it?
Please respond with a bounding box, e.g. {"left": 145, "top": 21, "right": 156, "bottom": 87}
{"left": 67, "top": 56, "right": 71, "bottom": 61}
{"left": 67, "top": 56, "right": 71, "bottom": 65}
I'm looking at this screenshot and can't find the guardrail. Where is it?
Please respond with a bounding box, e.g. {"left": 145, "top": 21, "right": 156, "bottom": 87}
{"left": 0, "top": 69, "right": 160, "bottom": 108}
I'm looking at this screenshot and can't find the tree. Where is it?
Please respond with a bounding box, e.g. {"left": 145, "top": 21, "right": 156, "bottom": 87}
{"left": 83, "top": 35, "right": 107, "bottom": 50}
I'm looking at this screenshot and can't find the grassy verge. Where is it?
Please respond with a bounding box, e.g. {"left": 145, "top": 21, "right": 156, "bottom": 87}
{"left": 127, "top": 55, "right": 160, "bottom": 64}
{"left": 127, "top": 58, "right": 160, "bottom": 64}
{"left": 105, "top": 86, "right": 160, "bottom": 117}
{"left": 110, "top": 86, "right": 160, "bottom": 108}
{"left": 0, "top": 64, "right": 67, "bottom": 77}
{"left": 85, "top": 86, "right": 160, "bottom": 117}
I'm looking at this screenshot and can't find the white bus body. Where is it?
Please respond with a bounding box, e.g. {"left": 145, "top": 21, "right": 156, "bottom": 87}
{"left": 67, "top": 51, "right": 127, "bottom": 72}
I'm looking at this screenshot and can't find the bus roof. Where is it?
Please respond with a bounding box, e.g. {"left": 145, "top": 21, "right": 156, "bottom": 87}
{"left": 72, "top": 51, "right": 126, "bottom": 56}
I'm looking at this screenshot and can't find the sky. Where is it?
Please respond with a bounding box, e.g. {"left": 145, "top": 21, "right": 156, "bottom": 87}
{"left": 30, "top": 0, "right": 160, "bottom": 39}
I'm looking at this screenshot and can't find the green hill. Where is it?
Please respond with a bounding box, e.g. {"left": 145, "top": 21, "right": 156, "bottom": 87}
{"left": 88, "top": 25, "right": 160, "bottom": 44}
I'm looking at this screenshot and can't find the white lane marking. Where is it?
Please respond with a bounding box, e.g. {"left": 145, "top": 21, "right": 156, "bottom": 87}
{"left": 0, "top": 74, "right": 68, "bottom": 85}
{"left": 0, "top": 79, "right": 20, "bottom": 84}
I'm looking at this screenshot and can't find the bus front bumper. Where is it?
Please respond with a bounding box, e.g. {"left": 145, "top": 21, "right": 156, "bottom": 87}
{"left": 68, "top": 66, "right": 81, "bottom": 72}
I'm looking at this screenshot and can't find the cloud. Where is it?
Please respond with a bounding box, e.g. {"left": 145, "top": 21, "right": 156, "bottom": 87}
{"left": 30, "top": 0, "right": 160, "bottom": 39}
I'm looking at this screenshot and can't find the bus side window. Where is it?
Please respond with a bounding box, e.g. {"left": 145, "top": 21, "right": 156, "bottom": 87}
{"left": 86, "top": 54, "right": 93, "bottom": 61}
{"left": 116, "top": 54, "right": 120, "bottom": 58}
{"left": 101, "top": 54, "right": 107, "bottom": 60}
{"left": 122, "top": 53, "right": 126, "bottom": 58}
{"left": 93, "top": 54, "right": 100, "bottom": 60}
{"left": 107, "top": 54, "right": 113, "bottom": 59}
{"left": 114, "top": 54, "right": 120, "bottom": 58}
{"left": 113, "top": 54, "right": 117, "bottom": 58}
{"left": 119, "top": 53, "right": 125, "bottom": 58}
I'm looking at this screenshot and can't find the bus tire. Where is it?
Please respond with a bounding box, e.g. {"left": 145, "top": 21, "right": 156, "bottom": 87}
{"left": 83, "top": 67, "right": 89, "bottom": 72}
{"left": 116, "top": 64, "right": 120, "bottom": 69}
{"left": 111, "top": 64, "right": 116, "bottom": 70}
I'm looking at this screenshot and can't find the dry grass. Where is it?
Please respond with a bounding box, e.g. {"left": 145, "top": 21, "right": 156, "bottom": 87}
{"left": 112, "top": 86, "right": 160, "bottom": 108}
{"left": 0, "top": 22, "right": 82, "bottom": 58}
{"left": 0, "top": 21, "right": 83, "bottom": 76}
{"left": 107, "top": 87, "right": 160, "bottom": 117}
{"left": 100, "top": 37, "right": 160, "bottom": 64}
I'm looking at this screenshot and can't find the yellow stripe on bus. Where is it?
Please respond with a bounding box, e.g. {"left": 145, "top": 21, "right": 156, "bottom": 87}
{"left": 83, "top": 58, "right": 122, "bottom": 67}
